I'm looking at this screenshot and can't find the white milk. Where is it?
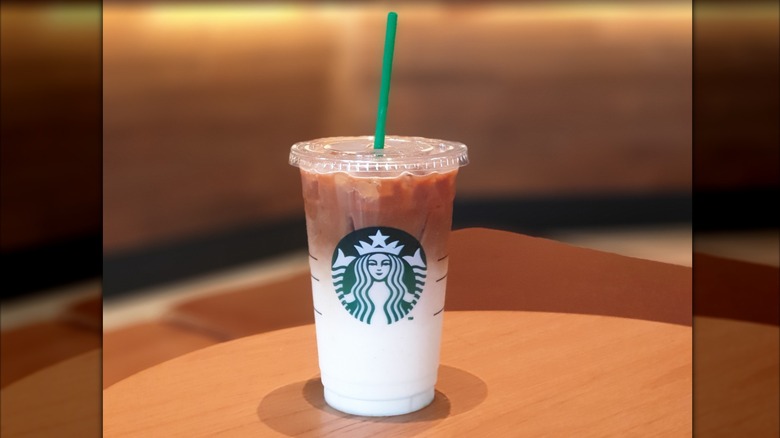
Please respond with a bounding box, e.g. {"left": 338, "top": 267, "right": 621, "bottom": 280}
{"left": 308, "top": 248, "right": 449, "bottom": 416}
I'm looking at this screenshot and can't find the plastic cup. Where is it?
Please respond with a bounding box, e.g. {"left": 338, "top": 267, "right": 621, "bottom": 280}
{"left": 289, "top": 135, "right": 468, "bottom": 416}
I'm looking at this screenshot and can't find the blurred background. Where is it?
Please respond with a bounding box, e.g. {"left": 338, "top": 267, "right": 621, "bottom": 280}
{"left": 102, "top": 2, "right": 695, "bottom": 296}
{"left": 1, "top": 1, "right": 777, "bottom": 435}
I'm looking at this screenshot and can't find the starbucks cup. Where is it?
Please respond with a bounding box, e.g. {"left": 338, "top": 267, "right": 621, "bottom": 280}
{"left": 289, "top": 135, "right": 468, "bottom": 416}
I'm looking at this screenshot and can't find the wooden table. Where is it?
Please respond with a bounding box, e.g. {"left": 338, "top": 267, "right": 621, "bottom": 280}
{"left": 692, "top": 253, "right": 780, "bottom": 436}
{"left": 104, "top": 311, "right": 691, "bottom": 436}
{"left": 1, "top": 349, "right": 101, "bottom": 437}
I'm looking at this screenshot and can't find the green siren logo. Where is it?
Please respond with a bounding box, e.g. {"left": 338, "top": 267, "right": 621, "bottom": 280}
{"left": 332, "top": 227, "right": 426, "bottom": 325}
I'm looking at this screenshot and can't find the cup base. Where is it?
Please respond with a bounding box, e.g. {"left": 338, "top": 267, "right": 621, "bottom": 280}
{"left": 323, "top": 387, "right": 435, "bottom": 417}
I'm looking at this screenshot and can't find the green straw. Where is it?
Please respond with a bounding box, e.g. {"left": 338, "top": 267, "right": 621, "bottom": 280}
{"left": 374, "top": 12, "right": 398, "bottom": 150}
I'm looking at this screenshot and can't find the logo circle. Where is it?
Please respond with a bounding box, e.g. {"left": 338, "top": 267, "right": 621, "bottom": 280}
{"left": 331, "top": 227, "right": 427, "bottom": 325}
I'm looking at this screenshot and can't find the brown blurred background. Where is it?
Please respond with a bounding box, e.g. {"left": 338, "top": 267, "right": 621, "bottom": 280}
{"left": 104, "top": 3, "right": 693, "bottom": 253}
{"left": 99, "top": 2, "right": 698, "bottom": 294}
{"left": 104, "top": 3, "right": 692, "bottom": 250}
{"left": 4, "top": 1, "right": 779, "bottom": 299}
{"left": 2, "top": 3, "right": 101, "bottom": 296}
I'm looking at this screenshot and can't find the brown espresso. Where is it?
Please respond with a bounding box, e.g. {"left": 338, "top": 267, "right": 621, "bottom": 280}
{"left": 300, "top": 170, "right": 458, "bottom": 264}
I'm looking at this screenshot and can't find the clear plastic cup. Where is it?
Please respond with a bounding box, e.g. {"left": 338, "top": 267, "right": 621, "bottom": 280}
{"left": 290, "top": 135, "right": 468, "bottom": 416}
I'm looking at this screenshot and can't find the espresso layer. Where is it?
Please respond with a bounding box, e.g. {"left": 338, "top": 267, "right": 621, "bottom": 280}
{"left": 300, "top": 170, "right": 458, "bottom": 261}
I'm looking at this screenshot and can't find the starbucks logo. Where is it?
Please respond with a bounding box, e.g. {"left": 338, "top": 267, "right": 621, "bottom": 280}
{"left": 332, "top": 227, "right": 427, "bottom": 325}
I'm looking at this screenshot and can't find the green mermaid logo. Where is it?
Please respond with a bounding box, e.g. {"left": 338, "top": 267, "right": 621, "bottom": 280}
{"left": 332, "top": 227, "right": 427, "bottom": 325}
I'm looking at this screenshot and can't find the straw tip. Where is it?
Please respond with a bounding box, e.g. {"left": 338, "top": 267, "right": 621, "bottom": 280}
{"left": 388, "top": 11, "right": 398, "bottom": 19}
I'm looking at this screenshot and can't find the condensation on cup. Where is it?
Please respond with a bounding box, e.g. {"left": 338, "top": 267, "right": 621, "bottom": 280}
{"left": 289, "top": 135, "right": 468, "bottom": 416}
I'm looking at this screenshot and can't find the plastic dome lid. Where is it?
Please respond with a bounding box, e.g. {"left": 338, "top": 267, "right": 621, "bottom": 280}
{"left": 290, "top": 136, "right": 468, "bottom": 175}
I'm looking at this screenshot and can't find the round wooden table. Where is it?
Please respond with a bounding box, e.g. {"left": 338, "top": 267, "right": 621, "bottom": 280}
{"left": 104, "top": 311, "right": 691, "bottom": 436}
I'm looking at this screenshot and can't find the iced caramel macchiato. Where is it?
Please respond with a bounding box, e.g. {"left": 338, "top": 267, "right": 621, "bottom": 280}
{"left": 290, "top": 136, "right": 467, "bottom": 416}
